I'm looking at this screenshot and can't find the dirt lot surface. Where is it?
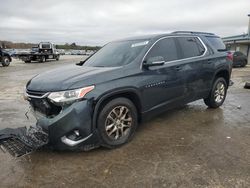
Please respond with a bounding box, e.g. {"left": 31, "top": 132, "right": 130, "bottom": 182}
{"left": 0, "top": 56, "right": 250, "bottom": 188}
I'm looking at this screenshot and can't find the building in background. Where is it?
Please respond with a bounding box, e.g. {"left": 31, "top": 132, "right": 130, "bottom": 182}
{"left": 223, "top": 14, "right": 250, "bottom": 63}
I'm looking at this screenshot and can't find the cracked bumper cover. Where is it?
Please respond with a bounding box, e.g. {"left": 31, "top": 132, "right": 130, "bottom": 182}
{"left": 0, "top": 126, "right": 48, "bottom": 157}
{"left": 36, "top": 100, "right": 100, "bottom": 151}
{"left": 0, "top": 100, "right": 100, "bottom": 157}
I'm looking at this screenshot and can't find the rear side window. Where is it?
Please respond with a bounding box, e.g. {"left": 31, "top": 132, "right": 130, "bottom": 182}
{"left": 176, "top": 37, "right": 205, "bottom": 59}
{"left": 146, "top": 38, "right": 178, "bottom": 62}
{"left": 205, "top": 36, "right": 226, "bottom": 50}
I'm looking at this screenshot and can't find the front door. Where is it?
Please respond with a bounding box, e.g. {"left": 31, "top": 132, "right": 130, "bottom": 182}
{"left": 141, "top": 37, "right": 185, "bottom": 112}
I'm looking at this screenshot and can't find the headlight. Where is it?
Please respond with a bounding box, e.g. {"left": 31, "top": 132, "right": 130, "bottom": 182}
{"left": 48, "top": 85, "right": 95, "bottom": 104}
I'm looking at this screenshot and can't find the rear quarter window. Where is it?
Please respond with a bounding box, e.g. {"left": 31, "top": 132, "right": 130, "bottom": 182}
{"left": 205, "top": 36, "right": 226, "bottom": 51}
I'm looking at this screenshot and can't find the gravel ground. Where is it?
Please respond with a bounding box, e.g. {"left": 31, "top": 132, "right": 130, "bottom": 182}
{"left": 0, "top": 56, "right": 250, "bottom": 188}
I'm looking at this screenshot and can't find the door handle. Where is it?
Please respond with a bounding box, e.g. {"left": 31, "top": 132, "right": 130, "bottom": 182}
{"left": 207, "top": 60, "right": 213, "bottom": 64}
{"left": 175, "top": 66, "right": 182, "bottom": 71}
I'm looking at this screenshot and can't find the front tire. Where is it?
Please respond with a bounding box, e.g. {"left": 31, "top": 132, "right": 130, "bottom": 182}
{"left": 1, "top": 56, "right": 10, "bottom": 66}
{"left": 204, "top": 77, "right": 227, "bottom": 108}
{"left": 39, "top": 56, "right": 46, "bottom": 63}
{"left": 97, "top": 98, "right": 138, "bottom": 148}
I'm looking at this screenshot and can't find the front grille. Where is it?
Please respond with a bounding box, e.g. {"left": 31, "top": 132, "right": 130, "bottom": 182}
{"left": 30, "top": 98, "right": 62, "bottom": 117}
{"left": 26, "top": 89, "right": 47, "bottom": 97}
{"left": 0, "top": 137, "right": 33, "bottom": 157}
{"left": 26, "top": 89, "right": 62, "bottom": 117}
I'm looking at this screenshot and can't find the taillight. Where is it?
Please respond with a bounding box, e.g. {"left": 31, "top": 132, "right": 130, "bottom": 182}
{"left": 227, "top": 52, "right": 233, "bottom": 61}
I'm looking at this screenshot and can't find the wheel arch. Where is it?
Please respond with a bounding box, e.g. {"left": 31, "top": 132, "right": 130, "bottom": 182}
{"left": 92, "top": 88, "right": 142, "bottom": 129}
{"left": 213, "top": 69, "right": 230, "bottom": 87}
{"left": 3, "top": 55, "right": 12, "bottom": 62}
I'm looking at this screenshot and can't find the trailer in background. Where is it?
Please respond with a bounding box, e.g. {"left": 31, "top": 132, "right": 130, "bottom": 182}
{"left": 15, "top": 42, "right": 60, "bottom": 63}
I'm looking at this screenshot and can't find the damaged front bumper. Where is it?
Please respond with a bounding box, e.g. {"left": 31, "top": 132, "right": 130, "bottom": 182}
{"left": 0, "top": 100, "right": 100, "bottom": 157}
{"left": 36, "top": 100, "right": 100, "bottom": 151}
{"left": 0, "top": 126, "right": 48, "bottom": 157}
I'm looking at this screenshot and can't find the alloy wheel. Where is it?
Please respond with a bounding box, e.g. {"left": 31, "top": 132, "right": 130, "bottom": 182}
{"left": 105, "top": 106, "right": 132, "bottom": 140}
{"left": 3, "top": 58, "right": 10, "bottom": 66}
{"left": 214, "top": 81, "right": 225, "bottom": 103}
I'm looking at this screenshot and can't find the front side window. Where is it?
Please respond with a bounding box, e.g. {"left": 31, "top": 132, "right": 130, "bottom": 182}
{"left": 84, "top": 40, "right": 149, "bottom": 67}
{"left": 176, "top": 37, "right": 205, "bottom": 59}
{"left": 145, "top": 38, "right": 178, "bottom": 62}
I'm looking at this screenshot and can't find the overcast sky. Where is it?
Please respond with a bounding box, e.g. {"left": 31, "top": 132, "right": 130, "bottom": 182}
{"left": 0, "top": 0, "right": 249, "bottom": 46}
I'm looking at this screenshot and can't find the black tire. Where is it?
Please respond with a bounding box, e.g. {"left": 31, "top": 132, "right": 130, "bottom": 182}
{"left": 1, "top": 56, "right": 10, "bottom": 67}
{"left": 39, "top": 56, "right": 46, "bottom": 63}
{"left": 24, "top": 60, "right": 31, "bottom": 63}
{"left": 56, "top": 55, "right": 60, "bottom": 61}
{"left": 97, "top": 97, "right": 138, "bottom": 148}
{"left": 204, "top": 77, "right": 227, "bottom": 108}
{"left": 241, "top": 60, "right": 247, "bottom": 67}
{"left": 244, "top": 82, "right": 250, "bottom": 89}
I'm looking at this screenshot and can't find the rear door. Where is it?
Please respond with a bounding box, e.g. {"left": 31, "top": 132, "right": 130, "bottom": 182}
{"left": 175, "top": 36, "right": 207, "bottom": 100}
{"left": 203, "top": 36, "right": 227, "bottom": 89}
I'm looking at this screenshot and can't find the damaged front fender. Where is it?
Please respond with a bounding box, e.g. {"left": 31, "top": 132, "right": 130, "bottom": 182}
{"left": 0, "top": 126, "right": 48, "bottom": 157}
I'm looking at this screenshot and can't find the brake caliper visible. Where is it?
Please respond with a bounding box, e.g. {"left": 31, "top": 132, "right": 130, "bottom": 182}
{"left": 0, "top": 126, "right": 48, "bottom": 157}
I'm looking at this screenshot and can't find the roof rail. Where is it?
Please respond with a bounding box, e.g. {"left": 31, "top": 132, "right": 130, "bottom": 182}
{"left": 172, "top": 31, "right": 215, "bottom": 36}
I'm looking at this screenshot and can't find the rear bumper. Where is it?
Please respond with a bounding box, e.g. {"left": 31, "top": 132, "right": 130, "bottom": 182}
{"left": 35, "top": 100, "right": 100, "bottom": 151}
{"left": 232, "top": 61, "right": 245, "bottom": 66}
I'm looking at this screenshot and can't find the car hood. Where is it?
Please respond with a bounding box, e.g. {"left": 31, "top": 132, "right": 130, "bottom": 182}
{"left": 27, "top": 65, "right": 122, "bottom": 92}
{"left": 1, "top": 50, "right": 11, "bottom": 56}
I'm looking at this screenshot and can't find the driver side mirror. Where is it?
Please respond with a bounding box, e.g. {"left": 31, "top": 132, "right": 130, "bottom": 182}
{"left": 143, "top": 56, "right": 165, "bottom": 68}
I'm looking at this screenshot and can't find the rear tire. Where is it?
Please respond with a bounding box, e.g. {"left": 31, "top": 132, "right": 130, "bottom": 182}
{"left": 97, "top": 97, "right": 138, "bottom": 148}
{"left": 242, "top": 60, "right": 247, "bottom": 67}
{"left": 204, "top": 77, "right": 227, "bottom": 108}
{"left": 1, "top": 56, "right": 10, "bottom": 67}
{"left": 244, "top": 82, "right": 250, "bottom": 89}
{"left": 56, "top": 55, "right": 60, "bottom": 61}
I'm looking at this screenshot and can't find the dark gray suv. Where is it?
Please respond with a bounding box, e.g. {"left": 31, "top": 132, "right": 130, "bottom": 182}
{"left": 0, "top": 31, "right": 233, "bottom": 155}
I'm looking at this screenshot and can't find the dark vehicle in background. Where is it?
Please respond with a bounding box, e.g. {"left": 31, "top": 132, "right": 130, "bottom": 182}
{"left": 231, "top": 51, "right": 248, "bottom": 67}
{"left": 0, "top": 47, "right": 12, "bottom": 67}
{"left": 15, "top": 42, "right": 60, "bottom": 63}
{"left": 3, "top": 49, "right": 17, "bottom": 57}
{"left": 8, "top": 31, "right": 233, "bottom": 153}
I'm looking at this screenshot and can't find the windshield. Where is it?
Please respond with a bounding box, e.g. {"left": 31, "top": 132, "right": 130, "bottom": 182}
{"left": 40, "top": 43, "right": 51, "bottom": 49}
{"left": 84, "top": 40, "right": 149, "bottom": 67}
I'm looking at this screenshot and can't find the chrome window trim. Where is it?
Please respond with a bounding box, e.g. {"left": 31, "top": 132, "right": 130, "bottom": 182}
{"left": 141, "top": 35, "right": 208, "bottom": 69}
